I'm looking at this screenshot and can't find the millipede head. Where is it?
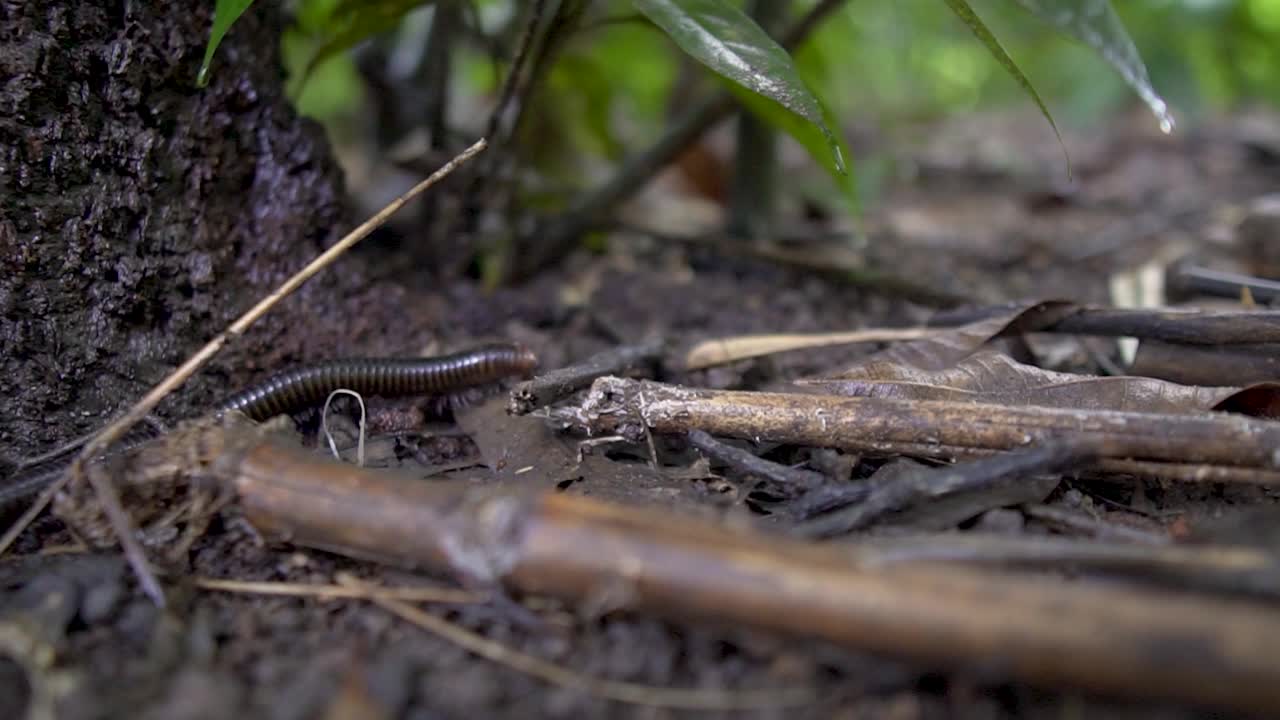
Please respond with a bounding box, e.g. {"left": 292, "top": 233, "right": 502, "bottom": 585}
{"left": 510, "top": 344, "right": 540, "bottom": 378}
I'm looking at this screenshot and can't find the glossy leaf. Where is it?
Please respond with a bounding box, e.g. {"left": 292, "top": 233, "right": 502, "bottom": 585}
{"left": 940, "top": 0, "right": 1070, "bottom": 174}
{"left": 726, "top": 81, "right": 856, "bottom": 210}
{"left": 198, "top": 0, "right": 258, "bottom": 87}
{"left": 633, "top": 0, "right": 844, "bottom": 172}
{"left": 1011, "top": 0, "right": 1174, "bottom": 133}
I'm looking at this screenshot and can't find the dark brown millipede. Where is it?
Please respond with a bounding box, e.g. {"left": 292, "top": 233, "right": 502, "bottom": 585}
{"left": 0, "top": 342, "right": 538, "bottom": 510}
{"left": 218, "top": 342, "right": 538, "bottom": 421}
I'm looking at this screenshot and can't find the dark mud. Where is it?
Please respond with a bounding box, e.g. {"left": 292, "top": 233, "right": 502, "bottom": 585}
{"left": 3, "top": 3, "right": 1280, "bottom": 717}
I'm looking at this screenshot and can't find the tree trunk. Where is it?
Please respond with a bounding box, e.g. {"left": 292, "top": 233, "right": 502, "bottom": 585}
{"left": 0, "top": 1, "right": 390, "bottom": 464}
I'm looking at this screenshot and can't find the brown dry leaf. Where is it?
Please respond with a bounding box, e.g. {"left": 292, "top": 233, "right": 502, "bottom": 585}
{"left": 802, "top": 349, "right": 1280, "bottom": 418}
{"left": 684, "top": 300, "right": 1072, "bottom": 372}
{"left": 869, "top": 300, "right": 1075, "bottom": 372}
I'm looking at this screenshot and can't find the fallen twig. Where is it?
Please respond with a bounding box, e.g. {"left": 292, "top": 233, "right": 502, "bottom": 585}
{"left": 1021, "top": 503, "right": 1171, "bottom": 546}
{"left": 934, "top": 304, "right": 1280, "bottom": 345}
{"left": 855, "top": 532, "right": 1280, "bottom": 600}
{"left": 686, "top": 429, "right": 824, "bottom": 497}
{"left": 200, "top": 431, "right": 1280, "bottom": 714}
{"left": 1132, "top": 339, "right": 1280, "bottom": 387}
{"left": 508, "top": 338, "right": 664, "bottom": 414}
{"left": 793, "top": 441, "right": 1097, "bottom": 538}
{"left": 561, "top": 377, "right": 1280, "bottom": 482}
{"left": 482, "top": 1, "right": 548, "bottom": 148}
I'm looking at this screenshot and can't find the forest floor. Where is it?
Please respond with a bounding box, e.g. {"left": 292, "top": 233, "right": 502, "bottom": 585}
{"left": 5, "top": 106, "right": 1280, "bottom": 720}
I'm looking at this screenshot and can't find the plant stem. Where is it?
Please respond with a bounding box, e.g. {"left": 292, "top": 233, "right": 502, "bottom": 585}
{"left": 517, "top": 0, "right": 852, "bottom": 280}
{"left": 727, "top": 0, "right": 788, "bottom": 239}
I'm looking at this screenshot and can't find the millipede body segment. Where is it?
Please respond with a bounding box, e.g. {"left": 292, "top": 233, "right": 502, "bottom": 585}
{"left": 218, "top": 343, "right": 539, "bottom": 421}
{"left": 0, "top": 343, "right": 538, "bottom": 510}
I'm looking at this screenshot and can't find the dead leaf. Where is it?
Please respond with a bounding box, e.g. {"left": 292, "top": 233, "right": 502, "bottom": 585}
{"left": 874, "top": 300, "right": 1075, "bottom": 372}
{"left": 803, "top": 350, "right": 1280, "bottom": 418}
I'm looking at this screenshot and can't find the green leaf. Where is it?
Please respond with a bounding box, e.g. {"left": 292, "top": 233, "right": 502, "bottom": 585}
{"left": 1011, "top": 0, "right": 1174, "bottom": 133}
{"left": 724, "top": 81, "right": 858, "bottom": 214}
{"left": 633, "top": 0, "right": 844, "bottom": 173}
{"left": 940, "top": 0, "right": 1070, "bottom": 175}
{"left": 297, "top": 0, "right": 438, "bottom": 93}
{"left": 198, "top": 0, "right": 258, "bottom": 87}
{"left": 549, "top": 54, "right": 626, "bottom": 160}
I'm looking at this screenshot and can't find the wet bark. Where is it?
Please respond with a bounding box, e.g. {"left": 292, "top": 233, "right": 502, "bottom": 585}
{"left": 0, "top": 1, "right": 394, "bottom": 463}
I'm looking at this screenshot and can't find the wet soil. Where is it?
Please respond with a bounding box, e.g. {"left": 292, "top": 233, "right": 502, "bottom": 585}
{"left": 4, "top": 3, "right": 1280, "bottom": 718}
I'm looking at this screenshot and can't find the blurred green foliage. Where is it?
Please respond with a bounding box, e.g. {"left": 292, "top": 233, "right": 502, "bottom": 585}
{"left": 282, "top": 0, "right": 367, "bottom": 120}
{"left": 280, "top": 0, "right": 1280, "bottom": 132}
{"left": 251, "top": 0, "right": 1280, "bottom": 230}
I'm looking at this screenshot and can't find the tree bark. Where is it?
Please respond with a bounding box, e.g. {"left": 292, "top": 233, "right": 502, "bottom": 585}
{"left": 0, "top": 1, "right": 393, "bottom": 464}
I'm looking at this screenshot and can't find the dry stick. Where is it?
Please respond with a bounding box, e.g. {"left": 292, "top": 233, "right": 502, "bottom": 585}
{"left": 483, "top": 0, "right": 549, "bottom": 145}
{"left": 457, "top": 0, "right": 549, "bottom": 244}
{"left": 932, "top": 304, "right": 1280, "bottom": 345}
{"left": 1021, "top": 503, "right": 1171, "bottom": 546}
{"left": 1132, "top": 339, "right": 1280, "bottom": 387}
{"left": 520, "top": 0, "right": 851, "bottom": 278}
{"left": 790, "top": 439, "right": 1280, "bottom": 485}
{"left": 686, "top": 429, "right": 825, "bottom": 497}
{"left": 1051, "top": 308, "right": 1280, "bottom": 344}
{"left": 0, "top": 139, "right": 488, "bottom": 567}
{"left": 1166, "top": 262, "right": 1280, "bottom": 304}
{"left": 686, "top": 306, "right": 1280, "bottom": 371}
{"left": 792, "top": 440, "right": 1100, "bottom": 538}
{"left": 565, "top": 377, "right": 1280, "bottom": 481}
{"left": 508, "top": 338, "right": 665, "bottom": 414}
{"left": 686, "top": 306, "right": 1280, "bottom": 373}
{"left": 336, "top": 574, "right": 814, "bottom": 710}
{"left": 856, "top": 533, "right": 1280, "bottom": 600}
{"left": 217, "top": 436, "right": 1280, "bottom": 715}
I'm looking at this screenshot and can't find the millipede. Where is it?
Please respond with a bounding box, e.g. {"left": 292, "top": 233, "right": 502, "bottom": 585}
{"left": 217, "top": 342, "right": 538, "bottom": 421}
{"left": 0, "top": 342, "right": 539, "bottom": 510}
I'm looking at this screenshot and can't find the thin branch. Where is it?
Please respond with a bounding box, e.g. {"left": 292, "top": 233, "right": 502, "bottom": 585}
{"left": 484, "top": 0, "right": 550, "bottom": 145}
{"left": 508, "top": 338, "right": 665, "bottom": 414}
{"left": 686, "top": 429, "right": 825, "bottom": 496}
{"left": 793, "top": 440, "right": 1099, "bottom": 538}
{"left": 562, "top": 377, "right": 1280, "bottom": 483}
